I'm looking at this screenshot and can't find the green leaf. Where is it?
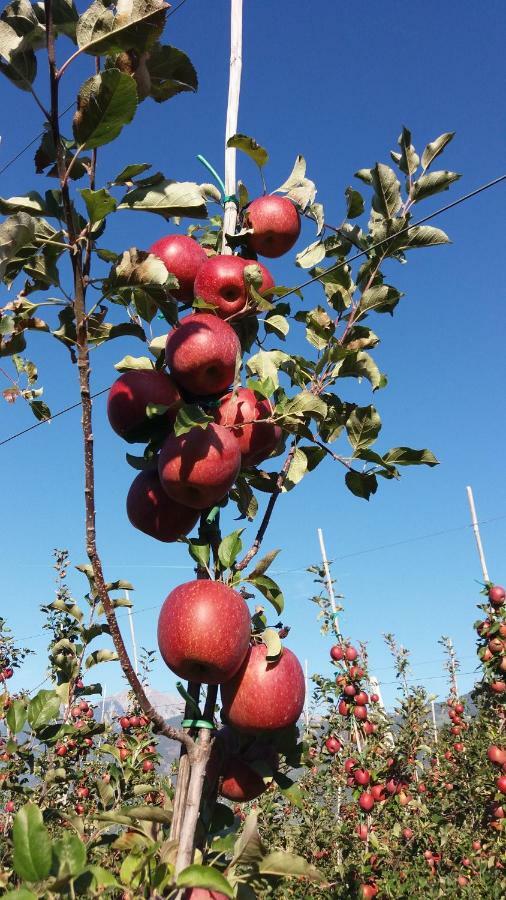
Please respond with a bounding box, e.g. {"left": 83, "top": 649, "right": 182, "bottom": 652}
{"left": 345, "top": 186, "right": 364, "bottom": 218}
{"left": 227, "top": 133, "right": 268, "bottom": 167}
{"left": 218, "top": 529, "right": 244, "bottom": 569}
{"left": 76, "top": 0, "right": 167, "bottom": 56}
{"left": 144, "top": 42, "right": 198, "bottom": 102}
{"left": 346, "top": 405, "right": 381, "bottom": 451}
{"left": 264, "top": 313, "right": 289, "bottom": 340}
{"left": 295, "top": 240, "right": 325, "bottom": 269}
{"left": 259, "top": 851, "right": 323, "bottom": 881}
{"left": 246, "top": 349, "right": 290, "bottom": 389}
{"left": 231, "top": 811, "right": 264, "bottom": 866}
{"left": 261, "top": 627, "right": 282, "bottom": 660}
{"left": 382, "top": 447, "right": 439, "bottom": 467}
{"left": 74, "top": 866, "right": 118, "bottom": 893}
{"left": 13, "top": 803, "right": 52, "bottom": 882}
{"left": 345, "top": 469, "right": 378, "bottom": 500}
{"left": 0, "top": 192, "right": 46, "bottom": 215}
{"left": 79, "top": 187, "right": 117, "bottom": 225}
{"left": 343, "top": 325, "right": 380, "bottom": 350}
{"left": 6, "top": 699, "right": 27, "bottom": 734}
{"left": 248, "top": 549, "right": 280, "bottom": 579}
{"left": 174, "top": 403, "right": 213, "bottom": 437}
{"left": 333, "top": 349, "right": 386, "bottom": 391}
{"left": 396, "top": 224, "right": 450, "bottom": 249}
{"left": 411, "top": 170, "right": 461, "bottom": 203}
{"left": 0, "top": 212, "right": 36, "bottom": 281}
{"left": 421, "top": 132, "right": 455, "bottom": 171}
{"left": 246, "top": 574, "right": 284, "bottom": 614}
{"left": 371, "top": 163, "right": 402, "bottom": 217}
{"left": 85, "top": 649, "right": 119, "bottom": 669}
{"left": 276, "top": 154, "right": 306, "bottom": 192}
{"left": 2, "top": 890, "right": 38, "bottom": 900}
{"left": 230, "top": 477, "right": 258, "bottom": 521}
{"left": 52, "top": 832, "right": 86, "bottom": 879}
{"left": 187, "top": 540, "right": 210, "bottom": 569}
{"left": 0, "top": 20, "right": 36, "bottom": 91}
{"left": 114, "top": 354, "right": 153, "bottom": 372}
{"left": 111, "top": 162, "right": 151, "bottom": 185}
{"left": 278, "top": 390, "right": 328, "bottom": 422}
{"left": 73, "top": 69, "right": 137, "bottom": 150}
{"left": 118, "top": 179, "right": 209, "bottom": 219}
{"left": 393, "top": 127, "right": 419, "bottom": 176}
{"left": 303, "top": 306, "right": 335, "bottom": 350}
{"left": 177, "top": 866, "right": 234, "bottom": 898}
{"left": 27, "top": 689, "right": 60, "bottom": 729}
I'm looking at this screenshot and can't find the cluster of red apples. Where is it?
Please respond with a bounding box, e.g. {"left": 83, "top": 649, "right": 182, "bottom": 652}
{"left": 157, "top": 580, "right": 305, "bottom": 803}
{"left": 476, "top": 583, "right": 506, "bottom": 695}
{"left": 329, "top": 642, "right": 379, "bottom": 736}
{"left": 107, "top": 194, "right": 301, "bottom": 545}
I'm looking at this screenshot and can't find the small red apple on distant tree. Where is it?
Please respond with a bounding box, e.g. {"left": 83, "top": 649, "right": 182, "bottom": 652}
{"left": 107, "top": 370, "right": 181, "bottom": 442}
{"left": 354, "top": 769, "right": 370, "bottom": 786}
{"left": 5, "top": 800, "right": 15, "bottom": 813}
{"left": 325, "top": 736, "right": 341, "bottom": 754}
{"left": 142, "top": 759, "right": 154, "bottom": 773}
{"left": 359, "top": 791, "right": 375, "bottom": 812}
{"left": 330, "top": 645, "right": 344, "bottom": 661}
{"left": 244, "top": 195, "right": 301, "bottom": 258}
{"left": 149, "top": 234, "right": 207, "bottom": 302}
{"left": 496, "top": 775, "right": 506, "bottom": 794}
{"left": 489, "top": 585, "right": 505, "bottom": 607}
{"left": 183, "top": 889, "right": 230, "bottom": 900}
{"left": 158, "top": 423, "right": 241, "bottom": 510}
{"left": 193, "top": 255, "right": 274, "bottom": 318}
{"left": 165, "top": 312, "right": 240, "bottom": 396}
{"left": 214, "top": 387, "right": 281, "bottom": 467}
{"left": 345, "top": 646, "right": 358, "bottom": 661}
{"left": 220, "top": 643, "right": 305, "bottom": 732}
{"left": 158, "top": 580, "right": 251, "bottom": 684}
{"left": 127, "top": 467, "right": 200, "bottom": 542}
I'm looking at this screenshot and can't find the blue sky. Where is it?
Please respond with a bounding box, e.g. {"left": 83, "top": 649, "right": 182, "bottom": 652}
{"left": 1, "top": 0, "right": 505, "bottom": 709}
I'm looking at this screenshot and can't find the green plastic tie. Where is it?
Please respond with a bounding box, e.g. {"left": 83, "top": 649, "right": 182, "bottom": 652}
{"left": 222, "top": 194, "right": 239, "bottom": 207}
{"left": 206, "top": 506, "right": 221, "bottom": 525}
{"left": 175, "top": 681, "right": 201, "bottom": 719}
{"left": 181, "top": 718, "right": 214, "bottom": 729}
{"left": 196, "top": 154, "right": 226, "bottom": 196}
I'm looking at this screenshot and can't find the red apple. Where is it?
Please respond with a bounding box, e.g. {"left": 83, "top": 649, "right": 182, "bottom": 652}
{"left": 193, "top": 255, "right": 274, "bottom": 318}
{"left": 183, "top": 890, "right": 230, "bottom": 900}
{"left": 454, "top": 702, "right": 464, "bottom": 714}
{"left": 129, "top": 716, "right": 141, "bottom": 728}
{"left": 127, "top": 467, "right": 199, "bottom": 542}
{"left": 220, "top": 643, "right": 305, "bottom": 732}
{"left": 349, "top": 665, "right": 364, "bottom": 680}
{"left": 325, "top": 736, "right": 341, "bottom": 754}
{"left": 107, "top": 370, "right": 181, "bottom": 442}
{"left": 214, "top": 388, "right": 281, "bottom": 467}
{"left": 359, "top": 791, "right": 375, "bottom": 812}
{"left": 142, "top": 759, "right": 154, "bottom": 773}
{"left": 218, "top": 745, "right": 278, "bottom": 802}
{"left": 354, "top": 706, "right": 368, "bottom": 721}
{"left": 354, "top": 768, "right": 370, "bottom": 786}
{"left": 371, "top": 784, "right": 386, "bottom": 802}
{"left": 76, "top": 786, "right": 89, "bottom": 799}
{"left": 488, "top": 637, "right": 504, "bottom": 654}
{"left": 5, "top": 800, "right": 15, "bottom": 813}
{"left": 360, "top": 886, "right": 378, "bottom": 900}
{"left": 149, "top": 234, "right": 207, "bottom": 302}
{"left": 158, "top": 580, "right": 251, "bottom": 684}
{"left": 490, "top": 681, "right": 506, "bottom": 693}
{"left": 165, "top": 313, "right": 240, "bottom": 396}
{"left": 343, "top": 684, "right": 356, "bottom": 697}
{"left": 355, "top": 691, "right": 369, "bottom": 706}
{"left": 344, "top": 758, "right": 358, "bottom": 774}
{"left": 356, "top": 823, "right": 368, "bottom": 841}
{"left": 245, "top": 195, "right": 301, "bottom": 258}
{"left": 119, "top": 716, "right": 131, "bottom": 730}
{"left": 338, "top": 699, "right": 350, "bottom": 716}
{"left": 403, "top": 828, "right": 414, "bottom": 840}
{"left": 489, "top": 585, "right": 506, "bottom": 607}
{"left": 158, "top": 423, "right": 241, "bottom": 510}
{"left": 497, "top": 775, "right": 506, "bottom": 794}
{"left": 330, "top": 645, "right": 344, "bottom": 661}
{"left": 75, "top": 803, "right": 85, "bottom": 815}
{"left": 363, "top": 721, "right": 375, "bottom": 736}
{"left": 345, "top": 646, "right": 358, "bottom": 662}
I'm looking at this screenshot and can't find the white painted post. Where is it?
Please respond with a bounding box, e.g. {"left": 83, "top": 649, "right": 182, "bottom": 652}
{"left": 304, "top": 658, "right": 310, "bottom": 729}
{"left": 126, "top": 592, "right": 138, "bottom": 676}
{"left": 369, "top": 675, "right": 395, "bottom": 748}
{"left": 317, "top": 527, "right": 340, "bottom": 633}
{"left": 466, "top": 485, "right": 490, "bottom": 582}
{"left": 431, "top": 699, "right": 438, "bottom": 745}
{"left": 222, "top": 0, "right": 243, "bottom": 253}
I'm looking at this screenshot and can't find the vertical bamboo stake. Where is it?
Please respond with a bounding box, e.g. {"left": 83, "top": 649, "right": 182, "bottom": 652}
{"left": 447, "top": 637, "right": 459, "bottom": 698}
{"left": 466, "top": 485, "right": 490, "bottom": 582}
{"left": 125, "top": 592, "right": 138, "bottom": 676}
{"left": 222, "top": 0, "right": 243, "bottom": 254}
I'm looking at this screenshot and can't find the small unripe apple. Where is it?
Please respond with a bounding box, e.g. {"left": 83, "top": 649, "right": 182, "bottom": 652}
{"left": 489, "top": 585, "right": 506, "bottom": 607}
{"left": 193, "top": 255, "right": 274, "bottom": 318}
{"left": 149, "top": 234, "right": 207, "bottom": 302}
{"left": 159, "top": 423, "right": 241, "bottom": 510}
{"left": 165, "top": 312, "right": 240, "bottom": 396}
{"left": 107, "top": 370, "right": 181, "bottom": 442}
{"left": 245, "top": 195, "right": 301, "bottom": 258}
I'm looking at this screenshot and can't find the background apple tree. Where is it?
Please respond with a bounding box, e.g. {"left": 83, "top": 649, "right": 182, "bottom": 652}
{"left": 0, "top": 0, "right": 488, "bottom": 896}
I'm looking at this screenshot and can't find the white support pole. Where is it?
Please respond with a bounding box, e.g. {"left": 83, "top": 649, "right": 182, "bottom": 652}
{"left": 317, "top": 527, "right": 340, "bottom": 634}
{"left": 126, "top": 592, "right": 138, "bottom": 677}
{"left": 222, "top": 0, "right": 243, "bottom": 254}
{"left": 447, "top": 637, "right": 459, "bottom": 699}
{"left": 101, "top": 683, "right": 107, "bottom": 724}
{"left": 304, "top": 659, "right": 310, "bottom": 729}
{"left": 466, "top": 485, "right": 490, "bottom": 582}
{"left": 431, "top": 700, "right": 438, "bottom": 745}
{"left": 369, "top": 675, "right": 395, "bottom": 748}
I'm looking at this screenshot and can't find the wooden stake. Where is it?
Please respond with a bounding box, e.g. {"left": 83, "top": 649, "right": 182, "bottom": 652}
{"left": 222, "top": 0, "right": 243, "bottom": 254}
{"left": 466, "top": 485, "right": 490, "bottom": 582}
